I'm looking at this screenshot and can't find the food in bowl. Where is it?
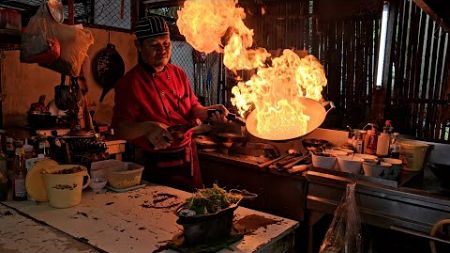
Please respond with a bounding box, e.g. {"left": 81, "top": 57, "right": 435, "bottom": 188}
{"left": 49, "top": 166, "right": 84, "bottom": 174}
{"left": 177, "top": 184, "right": 243, "bottom": 245}
{"left": 182, "top": 184, "right": 241, "bottom": 215}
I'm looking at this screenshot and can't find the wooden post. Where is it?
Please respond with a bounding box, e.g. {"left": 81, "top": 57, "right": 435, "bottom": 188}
{"left": 68, "top": 0, "right": 74, "bottom": 25}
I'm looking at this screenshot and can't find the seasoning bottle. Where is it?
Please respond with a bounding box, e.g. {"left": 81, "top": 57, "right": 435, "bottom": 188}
{"left": 0, "top": 134, "right": 8, "bottom": 200}
{"left": 12, "top": 147, "right": 27, "bottom": 201}
{"left": 0, "top": 134, "right": 7, "bottom": 178}
{"left": 5, "top": 136, "right": 15, "bottom": 158}
{"left": 376, "top": 120, "right": 391, "bottom": 157}
{"left": 0, "top": 169, "right": 7, "bottom": 201}
{"left": 23, "top": 138, "right": 35, "bottom": 159}
{"left": 363, "top": 124, "right": 378, "bottom": 155}
{"left": 353, "top": 130, "right": 364, "bottom": 154}
{"left": 390, "top": 132, "right": 400, "bottom": 158}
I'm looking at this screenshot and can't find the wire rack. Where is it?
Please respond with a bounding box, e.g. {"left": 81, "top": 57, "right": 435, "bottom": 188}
{"left": 1, "top": 0, "right": 132, "bottom": 30}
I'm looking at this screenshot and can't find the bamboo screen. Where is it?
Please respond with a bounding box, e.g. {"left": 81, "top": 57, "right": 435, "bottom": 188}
{"left": 386, "top": 0, "right": 449, "bottom": 142}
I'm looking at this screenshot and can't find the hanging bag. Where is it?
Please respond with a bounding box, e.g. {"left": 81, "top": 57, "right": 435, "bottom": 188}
{"left": 20, "top": 3, "right": 61, "bottom": 64}
{"left": 319, "top": 183, "right": 363, "bottom": 253}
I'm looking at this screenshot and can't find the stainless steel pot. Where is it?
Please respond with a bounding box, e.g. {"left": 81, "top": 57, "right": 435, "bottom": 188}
{"left": 245, "top": 98, "right": 335, "bottom": 141}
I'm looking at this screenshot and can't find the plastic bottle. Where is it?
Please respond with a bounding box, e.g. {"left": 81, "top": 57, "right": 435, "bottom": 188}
{"left": 390, "top": 132, "right": 400, "bottom": 158}
{"left": 23, "top": 138, "right": 35, "bottom": 159}
{"left": 0, "top": 133, "right": 8, "bottom": 200}
{"left": 376, "top": 121, "right": 391, "bottom": 157}
{"left": 353, "top": 130, "right": 364, "bottom": 154}
{"left": 0, "top": 134, "right": 7, "bottom": 177}
{"left": 12, "top": 147, "right": 27, "bottom": 201}
{"left": 363, "top": 124, "right": 378, "bottom": 155}
{"left": 0, "top": 169, "right": 7, "bottom": 201}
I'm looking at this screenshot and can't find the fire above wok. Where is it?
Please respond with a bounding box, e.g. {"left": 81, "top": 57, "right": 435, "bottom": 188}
{"left": 245, "top": 98, "right": 334, "bottom": 141}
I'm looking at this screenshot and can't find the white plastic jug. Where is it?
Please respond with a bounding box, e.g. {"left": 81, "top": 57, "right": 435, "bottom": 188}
{"left": 42, "top": 165, "right": 90, "bottom": 208}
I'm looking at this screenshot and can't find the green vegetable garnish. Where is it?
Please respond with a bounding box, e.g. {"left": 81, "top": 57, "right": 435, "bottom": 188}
{"left": 185, "top": 184, "right": 240, "bottom": 215}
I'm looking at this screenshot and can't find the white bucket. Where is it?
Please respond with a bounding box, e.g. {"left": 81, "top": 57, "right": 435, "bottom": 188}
{"left": 42, "top": 165, "right": 90, "bottom": 208}
{"left": 399, "top": 140, "right": 430, "bottom": 171}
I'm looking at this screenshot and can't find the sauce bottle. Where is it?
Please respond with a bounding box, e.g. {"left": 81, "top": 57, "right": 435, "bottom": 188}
{"left": 390, "top": 132, "right": 400, "bottom": 158}
{"left": 12, "top": 147, "right": 27, "bottom": 201}
{"left": 363, "top": 124, "right": 378, "bottom": 155}
{"left": 376, "top": 120, "right": 391, "bottom": 157}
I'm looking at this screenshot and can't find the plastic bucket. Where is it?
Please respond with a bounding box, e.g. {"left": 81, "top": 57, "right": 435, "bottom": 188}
{"left": 399, "top": 140, "right": 430, "bottom": 171}
{"left": 42, "top": 165, "right": 90, "bottom": 208}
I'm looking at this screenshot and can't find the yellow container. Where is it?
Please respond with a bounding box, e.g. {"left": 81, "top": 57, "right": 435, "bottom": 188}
{"left": 42, "top": 165, "right": 90, "bottom": 208}
{"left": 399, "top": 140, "right": 430, "bottom": 171}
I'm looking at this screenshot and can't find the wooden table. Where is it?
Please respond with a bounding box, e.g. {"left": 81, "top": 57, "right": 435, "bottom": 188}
{"left": 104, "top": 139, "right": 127, "bottom": 161}
{"left": 1, "top": 184, "right": 298, "bottom": 253}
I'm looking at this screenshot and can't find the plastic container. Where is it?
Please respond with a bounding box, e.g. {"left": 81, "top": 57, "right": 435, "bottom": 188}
{"left": 399, "top": 140, "right": 430, "bottom": 171}
{"left": 362, "top": 162, "right": 384, "bottom": 177}
{"left": 354, "top": 153, "right": 378, "bottom": 163}
{"left": 90, "top": 159, "right": 122, "bottom": 178}
{"left": 106, "top": 162, "right": 144, "bottom": 189}
{"left": 337, "top": 156, "right": 363, "bottom": 174}
{"left": 312, "top": 153, "right": 337, "bottom": 170}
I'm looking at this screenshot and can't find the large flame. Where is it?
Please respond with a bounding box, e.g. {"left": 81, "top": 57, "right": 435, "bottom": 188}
{"left": 177, "top": 0, "right": 327, "bottom": 138}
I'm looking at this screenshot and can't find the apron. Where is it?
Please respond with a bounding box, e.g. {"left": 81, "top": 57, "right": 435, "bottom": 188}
{"left": 140, "top": 65, "right": 202, "bottom": 189}
{"left": 143, "top": 130, "right": 202, "bottom": 190}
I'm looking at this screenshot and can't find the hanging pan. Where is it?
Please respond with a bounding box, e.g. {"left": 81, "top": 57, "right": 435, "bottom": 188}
{"left": 92, "top": 40, "right": 125, "bottom": 102}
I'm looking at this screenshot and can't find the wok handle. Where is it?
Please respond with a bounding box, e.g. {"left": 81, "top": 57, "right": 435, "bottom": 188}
{"left": 229, "top": 189, "right": 258, "bottom": 200}
{"left": 321, "top": 101, "right": 335, "bottom": 114}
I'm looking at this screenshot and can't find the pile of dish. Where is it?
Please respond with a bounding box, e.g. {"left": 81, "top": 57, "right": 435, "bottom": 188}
{"left": 311, "top": 149, "right": 403, "bottom": 179}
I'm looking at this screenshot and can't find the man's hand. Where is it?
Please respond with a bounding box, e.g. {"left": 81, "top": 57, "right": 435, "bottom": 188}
{"left": 206, "top": 104, "right": 229, "bottom": 124}
{"left": 145, "top": 122, "right": 173, "bottom": 150}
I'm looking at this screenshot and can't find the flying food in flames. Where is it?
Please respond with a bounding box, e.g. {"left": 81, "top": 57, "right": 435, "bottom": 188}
{"left": 177, "top": 0, "right": 327, "bottom": 139}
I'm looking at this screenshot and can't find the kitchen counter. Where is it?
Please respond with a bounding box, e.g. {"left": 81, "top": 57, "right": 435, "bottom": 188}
{"left": 198, "top": 148, "right": 450, "bottom": 252}
{"left": 199, "top": 151, "right": 308, "bottom": 221}
{"left": 1, "top": 184, "right": 298, "bottom": 253}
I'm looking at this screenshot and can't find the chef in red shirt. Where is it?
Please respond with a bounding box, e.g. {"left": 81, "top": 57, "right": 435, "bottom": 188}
{"left": 112, "top": 16, "right": 227, "bottom": 189}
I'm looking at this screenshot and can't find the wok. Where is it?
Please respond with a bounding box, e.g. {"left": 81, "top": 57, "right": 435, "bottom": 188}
{"left": 246, "top": 98, "right": 334, "bottom": 141}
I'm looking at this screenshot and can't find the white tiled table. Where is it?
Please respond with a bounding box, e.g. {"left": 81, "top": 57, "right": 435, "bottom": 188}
{"left": 2, "top": 184, "right": 298, "bottom": 253}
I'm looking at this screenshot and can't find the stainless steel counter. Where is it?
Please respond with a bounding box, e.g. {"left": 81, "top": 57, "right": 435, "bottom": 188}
{"left": 304, "top": 168, "right": 450, "bottom": 253}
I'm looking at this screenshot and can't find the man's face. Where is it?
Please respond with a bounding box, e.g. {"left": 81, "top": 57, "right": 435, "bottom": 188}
{"left": 138, "top": 34, "right": 172, "bottom": 71}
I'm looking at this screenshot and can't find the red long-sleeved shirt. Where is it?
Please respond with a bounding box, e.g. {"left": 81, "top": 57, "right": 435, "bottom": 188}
{"left": 112, "top": 63, "right": 199, "bottom": 151}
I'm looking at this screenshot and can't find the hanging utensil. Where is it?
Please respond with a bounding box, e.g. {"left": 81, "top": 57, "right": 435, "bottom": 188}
{"left": 55, "top": 74, "right": 70, "bottom": 110}
{"left": 92, "top": 31, "right": 125, "bottom": 102}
